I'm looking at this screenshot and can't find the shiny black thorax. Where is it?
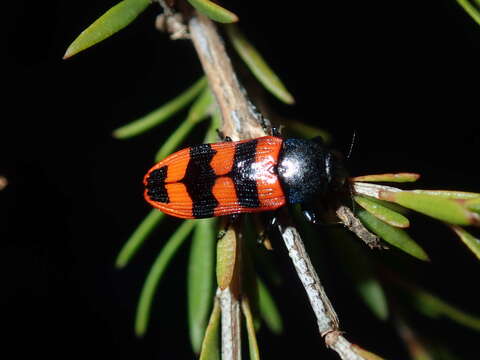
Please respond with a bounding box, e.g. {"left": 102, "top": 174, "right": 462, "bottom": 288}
{"left": 277, "top": 138, "right": 347, "bottom": 204}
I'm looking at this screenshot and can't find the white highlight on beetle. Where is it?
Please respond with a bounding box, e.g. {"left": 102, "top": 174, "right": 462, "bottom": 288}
{"left": 279, "top": 158, "right": 300, "bottom": 180}
{"left": 250, "top": 155, "right": 277, "bottom": 184}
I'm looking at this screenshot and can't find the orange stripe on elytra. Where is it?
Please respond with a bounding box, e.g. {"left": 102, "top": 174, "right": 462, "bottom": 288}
{"left": 254, "top": 137, "right": 286, "bottom": 209}
{"left": 163, "top": 148, "right": 191, "bottom": 183}
{"left": 209, "top": 142, "right": 236, "bottom": 176}
{"left": 164, "top": 183, "right": 193, "bottom": 218}
{"left": 144, "top": 148, "right": 191, "bottom": 184}
{"left": 212, "top": 176, "right": 240, "bottom": 216}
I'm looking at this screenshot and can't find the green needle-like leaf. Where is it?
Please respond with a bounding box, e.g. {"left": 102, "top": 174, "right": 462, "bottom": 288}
{"left": 356, "top": 196, "right": 409, "bottom": 215}
{"left": 408, "top": 287, "right": 480, "bottom": 331}
{"left": 380, "top": 191, "right": 479, "bottom": 226}
{"left": 457, "top": 0, "right": 480, "bottom": 26}
{"left": 199, "top": 298, "right": 221, "bottom": 360}
{"left": 351, "top": 173, "right": 420, "bottom": 183}
{"left": 135, "top": 220, "right": 196, "bottom": 337}
{"left": 113, "top": 77, "right": 207, "bottom": 139}
{"left": 155, "top": 88, "right": 213, "bottom": 161}
{"left": 203, "top": 108, "right": 222, "bottom": 144}
{"left": 450, "top": 226, "right": 480, "bottom": 260}
{"left": 64, "top": 0, "right": 151, "bottom": 59}
{"left": 331, "top": 231, "right": 388, "bottom": 320}
{"left": 465, "top": 197, "right": 480, "bottom": 214}
{"left": 242, "top": 298, "right": 261, "bottom": 360}
{"left": 352, "top": 345, "right": 386, "bottom": 360}
{"left": 357, "top": 210, "right": 429, "bottom": 261}
{"left": 216, "top": 227, "right": 237, "bottom": 290}
{"left": 188, "top": 0, "right": 239, "bottom": 23}
{"left": 257, "top": 278, "right": 283, "bottom": 334}
{"left": 411, "top": 190, "right": 480, "bottom": 199}
{"left": 226, "top": 24, "right": 295, "bottom": 105}
{"left": 116, "top": 210, "right": 164, "bottom": 268}
{"left": 358, "top": 278, "right": 389, "bottom": 321}
{"left": 188, "top": 218, "right": 216, "bottom": 353}
{"left": 354, "top": 196, "right": 410, "bottom": 228}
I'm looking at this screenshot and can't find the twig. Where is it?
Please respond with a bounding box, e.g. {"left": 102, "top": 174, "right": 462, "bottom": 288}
{"left": 217, "top": 288, "right": 241, "bottom": 360}
{"left": 189, "top": 13, "right": 268, "bottom": 141}
{"left": 277, "top": 211, "right": 366, "bottom": 359}
{"left": 336, "top": 205, "right": 384, "bottom": 249}
{"left": 277, "top": 210, "right": 339, "bottom": 334}
{"left": 187, "top": 10, "right": 366, "bottom": 360}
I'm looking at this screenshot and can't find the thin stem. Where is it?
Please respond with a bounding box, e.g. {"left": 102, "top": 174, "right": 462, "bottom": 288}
{"left": 276, "top": 214, "right": 366, "bottom": 359}
{"left": 217, "top": 288, "right": 241, "bottom": 360}
{"left": 187, "top": 9, "right": 366, "bottom": 360}
{"left": 276, "top": 211, "right": 339, "bottom": 335}
{"left": 189, "top": 13, "right": 269, "bottom": 141}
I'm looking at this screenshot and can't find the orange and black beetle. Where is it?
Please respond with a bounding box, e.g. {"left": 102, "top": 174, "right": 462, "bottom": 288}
{"left": 144, "top": 136, "right": 347, "bottom": 221}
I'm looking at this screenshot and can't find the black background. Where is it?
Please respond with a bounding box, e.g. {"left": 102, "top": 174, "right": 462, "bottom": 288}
{"left": 3, "top": 1, "right": 479, "bottom": 359}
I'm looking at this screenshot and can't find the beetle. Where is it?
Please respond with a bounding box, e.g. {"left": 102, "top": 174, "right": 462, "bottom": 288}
{"left": 143, "top": 135, "right": 348, "bottom": 222}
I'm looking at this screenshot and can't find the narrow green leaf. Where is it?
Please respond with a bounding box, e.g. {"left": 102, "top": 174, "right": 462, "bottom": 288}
{"left": 394, "top": 316, "right": 434, "bottom": 360}
{"left": 456, "top": 0, "right": 480, "bottom": 26}
{"left": 188, "top": 218, "right": 216, "bottom": 353}
{"left": 465, "top": 197, "right": 480, "bottom": 214}
{"left": 380, "top": 191, "right": 479, "bottom": 226}
{"left": 216, "top": 227, "right": 237, "bottom": 290}
{"left": 135, "top": 220, "right": 196, "bottom": 337}
{"left": 113, "top": 77, "right": 207, "bottom": 139}
{"left": 115, "top": 210, "right": 164, "bottom": 268}
{"left": 285, "top": 120, "right": 331, "bottom": 144}
{"left": 225, "top": 24, "right": 295, "bottom": 104}
{"left": 199, "top": 298, "right": 221, "bottom": 360}
{"left": 409, "top": 287, "right": 480, "bottom": 331}
{"left": 242, "top": 298, "right": 261, "bottom": 360}
{"left": 330, "top": 230, "right": 388, "bottom": 320}
{"left": 358, "top": 278, "right": 389, "bottom": 320}
{"left": 188, "top": 0, "right": 239, "bottom": 23}
{"left": 257, "top": 278, "right": 283, "bottom": 334}
{"left": 203, "top": 107, "right": 222, "bottom": 144}
{"left": 355, "top": 196, "right": 410, "bottom": 228}
{"left": 356, "top": 196, "right": 409, "bottom": 215}
{"left": 450, "top": 225, "right": 480, "bottom": 260}
{"left": 155, "top": 88, "right": 213, "bottom": 161}
{"left": 412, "top": 190, "right": 480, "bottom": 199}
{"left": 357, "top": 210, "right": 429, "bottom": 261}
{"left": 64, "top": 0, "right": 151, "bottom": 59}
{"left": 351, "top": 173, "right": 420, "bottom": 183}
{"left": 352, "top": 345, "right": 386, "bottom": 360}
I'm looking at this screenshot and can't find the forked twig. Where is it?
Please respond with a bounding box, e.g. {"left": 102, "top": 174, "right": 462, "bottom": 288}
{"left": 187, "top": 10, "right": 366, "bottom": 360}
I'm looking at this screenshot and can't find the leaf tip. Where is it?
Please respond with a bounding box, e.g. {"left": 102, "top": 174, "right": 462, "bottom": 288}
{"left": 62, "top": 47, "right": 75, "bottom": 60}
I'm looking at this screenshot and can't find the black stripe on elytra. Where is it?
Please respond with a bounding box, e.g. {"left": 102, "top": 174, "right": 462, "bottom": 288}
{"left": 182, "top": 144, "right": 219, "bottom": 218}
{"left": 146, "top": 166, "right": 169, "bottom": 203}
{"left": 232, "top": 140, "right": 260, "bottom": 208}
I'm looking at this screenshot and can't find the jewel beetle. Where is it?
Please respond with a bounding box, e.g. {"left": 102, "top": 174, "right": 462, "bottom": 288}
{"left": 144, "top": 135, "right": 347, "bottom": 220}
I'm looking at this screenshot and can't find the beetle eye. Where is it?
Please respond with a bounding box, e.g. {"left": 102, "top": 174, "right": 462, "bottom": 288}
{"left": 326, "top": 150, "right": 348, "bottom": 190}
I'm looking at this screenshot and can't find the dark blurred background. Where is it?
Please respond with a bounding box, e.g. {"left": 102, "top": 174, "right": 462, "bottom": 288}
{"left": 3, "top": 1, "right": 479, "bottom": 359}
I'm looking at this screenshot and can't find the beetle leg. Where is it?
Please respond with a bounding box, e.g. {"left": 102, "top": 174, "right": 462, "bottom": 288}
{"left": 216, "top": 129, "right": 232, "bottom": 142}
{"left": 301, "top": 203, "right": 320, "bottom": 224}
{"left": 256, "top": 212, "right": 279, "bottom": 249}
{"left": 270, "top": 126, "right": 282, "bottom": 137}
{"left": 216, "top": 213, "right": 239, "bottom": 240}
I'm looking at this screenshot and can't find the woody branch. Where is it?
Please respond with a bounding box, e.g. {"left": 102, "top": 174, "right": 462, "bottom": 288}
{"left": 186, "top": 10, "right": 366, "bottom": 360}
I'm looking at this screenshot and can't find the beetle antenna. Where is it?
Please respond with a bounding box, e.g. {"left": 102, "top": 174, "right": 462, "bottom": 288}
{"left": 348, "top": 181, "right": 356, "bottom": 214}
{"left": 346, "top": 130, "right": 356, "bottom": 161}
